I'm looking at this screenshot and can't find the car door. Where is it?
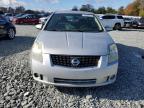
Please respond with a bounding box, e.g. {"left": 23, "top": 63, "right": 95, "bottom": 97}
{"left": 31, "top": 15, "right": 39, "bottom": 24}
{"left": 27, "top": 16, "right": 32, "bottom": 24}
{"left": 31, "top": 15, "right": 36, "bottom": 24}
{"left": 23, "top": 16, "right": 29, "bottom": 23}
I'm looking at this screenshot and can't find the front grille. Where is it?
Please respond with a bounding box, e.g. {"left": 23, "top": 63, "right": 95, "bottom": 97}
{"left": 51, "top": 55, "right": 100, "bottom": 68}
{"left": 54, "top": 78, "right": 96, "bottom": 85}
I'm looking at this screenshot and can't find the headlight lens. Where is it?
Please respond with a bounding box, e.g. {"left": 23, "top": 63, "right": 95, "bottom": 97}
{"left": 31, "top": 42, "right": 43, "bottom": 62}
{"left": 108, "top": 44, "right": 118, "bottom": 65}
{"left": 0, "top": 26, "right": 4, "bottom": 29}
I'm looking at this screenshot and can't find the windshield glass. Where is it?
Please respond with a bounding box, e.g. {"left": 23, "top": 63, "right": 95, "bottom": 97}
{"left": 44, "top": 13, "right": 103, "bottom": 32}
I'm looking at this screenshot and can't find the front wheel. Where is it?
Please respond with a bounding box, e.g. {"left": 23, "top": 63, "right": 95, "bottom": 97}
{"left": 7, "top": 28, "right": 15, "bottom": 39}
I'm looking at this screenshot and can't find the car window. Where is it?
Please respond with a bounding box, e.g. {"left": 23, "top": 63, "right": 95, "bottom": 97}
{"left": 44, "top": 13, "right": 103, "bottom": 32}
{"left": 140, "top": 18, "right": 144, "bottom": 23}
{"left": 117, "top": 16, "right": 123, "bottom": 19}
{"left": 124, "top": 18, "right": 131, "bottom": 20}
{"left": 27, "top": 16, "right": 32, "bottom": 18}
{"left": 5, "top": 14, "right": 12, "bottom": 16}
{"left": 32, "top": 15, "right": 38, "bottom": 19}
{"left": 102, "top": 15, "right": 115, "bottom": 19}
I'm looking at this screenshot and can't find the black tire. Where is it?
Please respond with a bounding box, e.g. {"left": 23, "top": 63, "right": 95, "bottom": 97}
{"left": 114, "top": 23, "right": 121, "bottom": 30}
{"left": 7, "top": 28, "right": 15, "bottom": 40}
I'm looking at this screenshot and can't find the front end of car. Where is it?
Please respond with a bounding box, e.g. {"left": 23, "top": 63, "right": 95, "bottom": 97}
{"left": 31, "top": 39, "right": 118, "bottom": 87}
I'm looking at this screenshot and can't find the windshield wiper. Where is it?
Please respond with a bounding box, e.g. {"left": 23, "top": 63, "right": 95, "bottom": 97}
{"left": 64, "top": 29, "right": 84, "bottom": 32}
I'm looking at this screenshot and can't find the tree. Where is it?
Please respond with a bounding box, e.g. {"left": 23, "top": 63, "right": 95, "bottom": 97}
{"left": 15, "top": 6, "right": 25, "bottom": 13}
{"left": 139, "top": 0, "right": 144, "bottom": 16}
{"left": 8, "top": 7, "right": 15, "bottom": 13}
{"left": 139, "top": 10, "right": 144, "bottom": 17}
{"left": 139, "top": 0, "right": 144, "bottom": 9}
{"left": 24, "top": 10, "right": 35, "bottom": 14}
{"left": 72, "top": 6, "right": 78, "bottom": 11}
{"left": 106, "top": 7, "right": 117, "bottom": 14}
{"left": 124, "top": 0, "right": 140, "bottom": 16}
{"left": 95, "top": 7, "right": 106, "bottom": 14}
{"left": 0, "top": 7, "right": 7, "bottom": 13}
{"left": 80, "top": 4, "right": 94, "bottom": 12}
{"left": 118, "top": 6, "right": 125, "bottom": 15}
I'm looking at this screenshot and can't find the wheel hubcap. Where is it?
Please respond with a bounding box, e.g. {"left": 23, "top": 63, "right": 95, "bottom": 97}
{"left": 8, "top": 29, "right": 15, "bottom": 38}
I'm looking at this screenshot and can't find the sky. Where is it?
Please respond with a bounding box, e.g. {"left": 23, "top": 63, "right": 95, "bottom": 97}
{"left": 0, "top": 0, "right": 134, "bottom": 11}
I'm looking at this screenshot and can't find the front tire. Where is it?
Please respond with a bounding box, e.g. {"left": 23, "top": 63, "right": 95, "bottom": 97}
{"left": 7, "top": 28, "right": 15, "bottom": 39}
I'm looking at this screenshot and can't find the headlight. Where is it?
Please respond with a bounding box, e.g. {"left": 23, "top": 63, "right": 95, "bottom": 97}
{"left": 0, "top": 26, "right": 4, "bottom": 29}
{"left": 31, "top": 41, "right": 43, "bottom": 62}
{"left": 108, "top": 44, "right": 118, "bottom": 65}
{"left": 138, "top": 22, "right": 142, "bottom": 25}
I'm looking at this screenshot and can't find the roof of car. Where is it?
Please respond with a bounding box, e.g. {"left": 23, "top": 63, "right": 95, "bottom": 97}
{"left": 54, "top": 11, "right": 94, "bottom": 14}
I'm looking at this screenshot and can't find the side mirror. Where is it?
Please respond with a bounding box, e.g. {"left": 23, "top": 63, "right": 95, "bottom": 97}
{"left": 35, "top": 24, "right": 43, "bottom": 30}
{"left": 105, "top": 26, "right": 112, "bottom": 31}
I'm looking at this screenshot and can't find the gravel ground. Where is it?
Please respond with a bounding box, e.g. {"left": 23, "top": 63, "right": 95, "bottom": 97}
{"left": 0, "top": 25, "right": 144, "bottom": 108}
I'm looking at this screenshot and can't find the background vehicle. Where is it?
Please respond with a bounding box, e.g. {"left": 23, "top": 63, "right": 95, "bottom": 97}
{"left": 123, "top": 17, "right": 134, "bottom": 28}
{"left": 5, "top": 13, "right": 14, "bottom": 22}
{"left": 14, "top": 14, "right": 40, "bottom": 25}
{"left": 100, "top": 14, "right": 124, "bottom": 30}
{"left": 0, "top": 15, "right": 16, "bottom": 39}
{"left": 131, "top": 18, "right": 144, "bottom": 28}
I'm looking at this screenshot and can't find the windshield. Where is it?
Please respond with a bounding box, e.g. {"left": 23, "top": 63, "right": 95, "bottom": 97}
{"left": 44, "top": 13, "right": 103, "bottom": 32}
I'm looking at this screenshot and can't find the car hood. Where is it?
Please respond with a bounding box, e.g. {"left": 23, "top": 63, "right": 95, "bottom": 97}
{"left": 36, "top": 31, "right": 114, "bottom": 55}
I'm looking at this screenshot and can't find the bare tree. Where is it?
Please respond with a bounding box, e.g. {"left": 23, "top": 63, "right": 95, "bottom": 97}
{"left": 15, "top": 6, "right": 25, "bottom": 13}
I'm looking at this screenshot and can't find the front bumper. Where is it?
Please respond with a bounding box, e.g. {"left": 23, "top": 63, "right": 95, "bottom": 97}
{"left": 31, "top": 54, "right": 118, "bottom": 87}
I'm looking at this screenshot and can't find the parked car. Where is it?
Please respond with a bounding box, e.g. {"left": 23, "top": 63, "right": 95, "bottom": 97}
{"left": 5, "top": 13, "right": 14, "bottom": 22}
{"left": 123, "top": 17, "right": 134, "bottom": 28}
{"left": 100, "top": 14, "right": 124, "bottom": 30}
{"left": 13, "top": 14, "right": 40, "bottom": 25}
{"left": 131, "top": 18, "right": 144, "bottom": 28}
{"left": 31, "top": 11, "right": 118, "bottom": 87}
{"left": 0, "top": 15, "right": 16, "bottom": 39}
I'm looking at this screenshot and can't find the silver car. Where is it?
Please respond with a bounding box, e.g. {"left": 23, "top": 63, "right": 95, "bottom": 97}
{"left": 31, "top": 11, "right": 118, "bottom": 87}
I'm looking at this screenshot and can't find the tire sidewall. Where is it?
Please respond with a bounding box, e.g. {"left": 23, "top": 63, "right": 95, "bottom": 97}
{"left": 114, "top": 23, "right": 121, "bottom": 30}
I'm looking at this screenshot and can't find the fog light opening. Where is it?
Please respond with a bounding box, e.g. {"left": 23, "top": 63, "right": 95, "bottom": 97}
{"left": 40, "top": 74, "right": 43, "bottom": 80}
{"left": 34, "top": 73, "right": 39, "bottom": 78}
{"left": 107, "top": 76, "right": 110, "bottom": 82}
{"left": 110, "top": 75, "right": 116, "bottom": 80}
{"left": 142, "top": 55, "right": 144, "bottom": 59}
